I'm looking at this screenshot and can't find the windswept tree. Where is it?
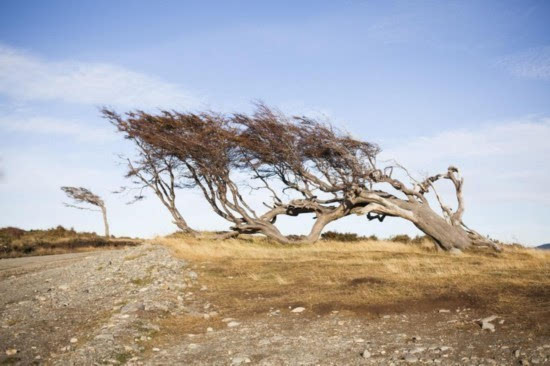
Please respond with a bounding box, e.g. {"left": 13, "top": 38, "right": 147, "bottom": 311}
{"left": 103, "top": 108, "right": 196, "bottom": 234}
{"left": 61, "top": 186, "right": 110, "bottom": 237}
{"left": 233, "top": 106, "right": 500, "bottom": 251}
{"left": 104, "top": 104, "right": 500, "bottom": 251}
{"left": 104, "top": 108, "right": 305, "bottom": 241}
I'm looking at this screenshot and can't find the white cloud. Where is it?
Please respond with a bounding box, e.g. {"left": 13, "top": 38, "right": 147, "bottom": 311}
{"left": 0, "top": 45, "right": 200, "bottom": 109}
{"left": 0, "top": 114, "right": 115, "bottom": 142}
{"left": 383, "top": 116, "right": 550, "bottom": 166}
{"left": 497, "top": 46, "right": 550, "bottom": 80}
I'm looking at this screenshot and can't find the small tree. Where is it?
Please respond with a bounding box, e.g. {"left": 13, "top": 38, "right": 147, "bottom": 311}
{"left": 61, "top": 186, "right": 110, "bottom": 237}
{"left": 103, "top": 108, "right": 196, "bottom": 234}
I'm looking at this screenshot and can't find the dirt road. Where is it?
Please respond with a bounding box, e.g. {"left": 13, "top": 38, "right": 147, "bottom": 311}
{"left": 0, "top": 251, "right": 105, "bottom": 277}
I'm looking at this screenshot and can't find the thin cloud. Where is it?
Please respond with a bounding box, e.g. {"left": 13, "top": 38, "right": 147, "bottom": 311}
{"left": 0, "top": 114, "right": 116, "bottom": 143}
{"left": 0, "top": 44, "right": 200, "bottom": 109}
{"left": 497, "top": 46, "right": 550, "bottom": 81}
{"left": 382, "top": 117, "right": 550, "bottom": 205}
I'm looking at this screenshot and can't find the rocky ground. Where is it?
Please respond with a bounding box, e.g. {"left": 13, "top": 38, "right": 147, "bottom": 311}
{"left": 1, "top": 244, "right": 549, "bottom": 365}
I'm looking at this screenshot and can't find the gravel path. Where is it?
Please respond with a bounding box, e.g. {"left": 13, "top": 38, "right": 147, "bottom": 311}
{"left": 0, "top": 251, "right": 106, "bottom": 277}
{"left": 1, "top": 244, "right": 201, "bottom": 365}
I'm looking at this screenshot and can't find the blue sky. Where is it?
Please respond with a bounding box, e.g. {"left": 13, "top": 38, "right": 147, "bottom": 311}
{"left": 1, "top": 0, "right": 549, "bottom": 245}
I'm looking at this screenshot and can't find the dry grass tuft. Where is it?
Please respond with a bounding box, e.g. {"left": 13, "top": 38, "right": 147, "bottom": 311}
{"left": 156, "top": 235, "right": 550, "bottom": 333}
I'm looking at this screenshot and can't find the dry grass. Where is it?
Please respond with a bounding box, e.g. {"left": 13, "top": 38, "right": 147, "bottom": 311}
{"left": 156, "top": 234, "right": 550, "bottom": 333}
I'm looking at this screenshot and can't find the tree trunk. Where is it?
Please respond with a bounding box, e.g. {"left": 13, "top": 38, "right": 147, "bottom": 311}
{"left": 301, "top": 208, "right": 346, "bottom": 244}
{"left": 168, "top": 207, "right": 197, "bottom": 236}
{"left": 101, "top": 205, "right": 110, "bottom": 238}
{"left": 173, "top": 217, "right": 196, "bottom": 235}
{"left": 410, "top": 205, "right": 473, "bottom": 251}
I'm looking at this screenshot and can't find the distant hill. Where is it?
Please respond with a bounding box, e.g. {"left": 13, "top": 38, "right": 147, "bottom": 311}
{"left": 537, "top": 243, "right": 550, "bottom": 250}
{"left": 0, "top": 226, "right": 141, "bottom": 258}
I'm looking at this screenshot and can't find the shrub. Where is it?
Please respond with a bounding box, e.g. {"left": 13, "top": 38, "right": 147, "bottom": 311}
{"left": 321, "top": 231, "right": 360, "bottom": 242}
{"left": 390, "top": 234, "right": 412, "bottom": 243}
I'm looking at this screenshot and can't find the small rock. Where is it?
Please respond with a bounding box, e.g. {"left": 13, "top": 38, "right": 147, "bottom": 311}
{"left": 410, "top": 347, "right": 426, "bottom": 354}
{"left": 58, "top": 285, "right": 69, "bottom": 291}
{"left": 404, "top": 353, "right": 418, "bottom": 363}
{"left": 94, "top": 334, "right": 114, "bottom": 341}
{"left": 479, "top": 315, "right": 498, "bottom": 332}
{"left": 438, "top": 309, "right": 450, "bottom": 313}
{"left": 227, "top": 321, "right": 240, "bottom": 327}
{"left": 231, "top": 356, "right": 251, "bottom": 365}
{"left": 514, "top": 350, "right": 521, "bottom": 358}
{"left": 531, "top": 358, "right": 541, "bottom": 364}
{"left": 362, "top": 350, "right": 371, "bottom": 358}
{"left": 291, "top": 307, "right": 305, "bottom": 313}
{"left": 152, "top": 347, "right": 160, "bottom": 352}
{"left": 5, "top": 349, "right": 17, "bottom": 356}
{"left": 70, "top": 337, "right": 78, "bottom": 344}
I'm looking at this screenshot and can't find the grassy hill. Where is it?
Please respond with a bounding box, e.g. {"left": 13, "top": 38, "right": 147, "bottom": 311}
{"left": 0, "top": 226, "right": 141, "bottom": 258}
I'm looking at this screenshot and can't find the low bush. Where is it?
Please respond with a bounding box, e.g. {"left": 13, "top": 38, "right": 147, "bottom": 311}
{"left": 389, "top": 234, "right": 412, "bottom": 243}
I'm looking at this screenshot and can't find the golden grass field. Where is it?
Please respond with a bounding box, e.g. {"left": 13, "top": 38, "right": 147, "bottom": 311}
{"left": 157, "top": 234, "right": 550, "bottom": 335}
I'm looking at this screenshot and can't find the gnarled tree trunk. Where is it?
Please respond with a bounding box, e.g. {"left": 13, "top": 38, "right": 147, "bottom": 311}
{"left": 167, "top": 205, "right": 196, "bottom": 235}
{"left": 409, "top": 205, "right": 474, "bottom": 250}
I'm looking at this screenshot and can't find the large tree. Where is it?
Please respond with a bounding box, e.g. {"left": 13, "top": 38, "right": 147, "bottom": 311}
{"left": 61, "top": 186, "right": 110, "bottom": 237}
{"left": 104, "top": 105, "right": 500, "bottom": 251}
